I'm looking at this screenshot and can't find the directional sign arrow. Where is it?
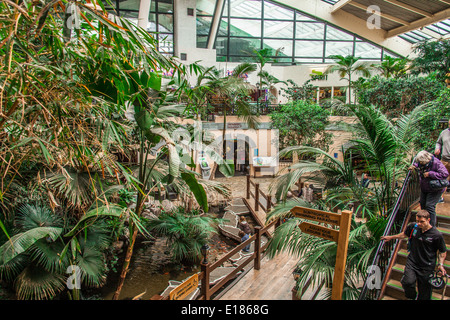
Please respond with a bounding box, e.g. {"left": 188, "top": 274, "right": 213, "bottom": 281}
{"left": 299, "top": 221, "right": 339, "bottom": 242}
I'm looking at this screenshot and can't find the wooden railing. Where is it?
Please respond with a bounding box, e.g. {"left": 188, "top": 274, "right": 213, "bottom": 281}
{"left": 246, "top": 174, "right": 274, "bottom": 213}
{"left": 198, "top": 218, "right": 280, "bottom": 300}
{"left": 358, "top": 170, "right": 420, "bottom": 300}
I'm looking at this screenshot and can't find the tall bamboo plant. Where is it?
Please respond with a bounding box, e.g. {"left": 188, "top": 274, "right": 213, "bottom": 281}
{"left": 0, "top": 0, "right": 222, "bottom": 300}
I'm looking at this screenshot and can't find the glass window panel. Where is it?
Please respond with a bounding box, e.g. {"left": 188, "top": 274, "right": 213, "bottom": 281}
{"left": 228, "top": 56, "right": 254, "bottom": 62}
{"left": 217, "top": 55, "right": 227, "bottom": 62}
{"left": 218, "top": 18, "right": 228, "bottom": 36}
{"left": 150, "top": 1, "right": 156, "bottom": 12}
{"left": 354, "top": 42, "right": 381, "bottom": 59}
{"left": 295, "top": 22, "right": 324, "bottom": 39}
{"left": 120, "top": 10, "right": 138, "bottom": 23}
{"left": 326, "top": 25, "right": 354, "bottom": 41}
{"left": 398, "top": 34, "right": 418, "bottom": 43}
{"left": 196, "top": 0, "right": 217, "bottom": 16}
{"left": 264, "top": 2, "right": 293, "bottom": 20}
{"left": 264, "top": 20, "right": 293, "bottom": 38}
{"left": 158, "top": 33, "right": 174, "bottom": 53}
{"left": 273, "top": 57, "right": 294, "bottom": 64}
{"left": 230, "top": 0, "right": 261, "bottom": 18}
{"left": 295, "top": 40, "right": 323, "bottom": 57}
{"left": 230, "top": 18, "right": 261, "bottom": 37}
{"left": 104, "top": 0, "right": 117, "bottom": 10}
{"left": 158, "top": 13, "right": 173, "bottom": 32}
{"left": 119, "top": 0, "right": 140, "bottom": 11}
{"left": 325, "top": 41, "right": 354, "bottom": 57}
{"left": 197, "top": 16, "right": 212, "bottom": 36}
{"left": 425, "top": 24, "right": 450, "bottom": 35}
{"left": 296, "top": 12, "right": 315, "bottom": 21}
{"left": 197, "top": 35, "right": 208, "bottom": 48}
{"left": 262, "top": 39, "right": 293, "bottom": 57}
{"left": 157, "top": 0, "right": 173, "bottom": 13}
{"left": 147, "top": 14, "right": 157, "bottom": 32}
{"left": 229, "top": 37, "right": 261, "bottom": 55}
{"left": 294, "top": 57, "right": 324, "bottom": 63}
{"left": 223, "top": 0, "right": 228, "bottom": 16}
{"left": 215, "top": 37, "right": 228, "bottom": 55}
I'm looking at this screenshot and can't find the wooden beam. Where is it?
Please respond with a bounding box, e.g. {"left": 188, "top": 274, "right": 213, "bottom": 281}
{"left": 349, "top": 1, "right": 410, "bottom": 26}
{"left": 331, "top": 0, "right": 353, "bottom": 13}
{"left": 386, "top": 7, "right": 450, "bottom": 37}
{"left": 384, "top": 0, "right": 433, "bottom": 18}
{"left": 436, "top": 0, "right": 450, "bottom": 5}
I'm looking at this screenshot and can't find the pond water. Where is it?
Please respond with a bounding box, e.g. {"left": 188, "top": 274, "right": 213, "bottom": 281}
{"left": 95, "top": 206, "right": 252, "bottom": 300}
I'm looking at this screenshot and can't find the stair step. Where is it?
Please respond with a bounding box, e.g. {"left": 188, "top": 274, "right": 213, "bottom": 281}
{"left": 384, "top": 279, "right": 406, "bottom": 300}
{"left": 384, "top": 279, "right": 449, "bottom": 300}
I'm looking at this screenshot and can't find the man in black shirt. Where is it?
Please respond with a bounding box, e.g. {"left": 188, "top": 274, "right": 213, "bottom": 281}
{"left": 381, "top": 210, "right": 447, "bottom": 300}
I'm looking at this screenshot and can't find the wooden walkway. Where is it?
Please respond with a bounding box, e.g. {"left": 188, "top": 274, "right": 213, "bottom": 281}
{"left": 218, "top": 180, "right": 299, "bottom": 300}
{"left": 218, "top": 251, "right": 298, "bottom": 300}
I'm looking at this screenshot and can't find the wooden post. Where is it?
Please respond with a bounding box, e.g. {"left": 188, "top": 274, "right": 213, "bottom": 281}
{"left": 290, "top": 206, "right": 353, "bottom": 300}
{"left": 331, "top": 209, "right": 352, "bottom": 300}
{"left": 267, "top": 195, "right": 271, "bottom": 211}
{"left": 254, "top": 226, "right": 262, "bottom": 270}
{"left": 201, "top": 263, "right": 210, "bottom": 300}
{"left": 255, "top": 183, "right": 259, "bottom": 212}
{"left": 246, "top": 174, "right": 250, "bottom": 199}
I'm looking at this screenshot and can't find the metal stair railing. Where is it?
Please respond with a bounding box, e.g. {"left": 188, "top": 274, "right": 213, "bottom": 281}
{"left": 358, "top": 169, "right": 420, "bottom": 300}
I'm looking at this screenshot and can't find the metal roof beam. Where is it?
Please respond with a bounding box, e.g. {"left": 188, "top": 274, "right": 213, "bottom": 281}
{"left": 331, "top": 0, "right": 353, "bottom": 13}
{"left": 348, "top": 1, "right": 410, "bottom": 26}
{"left": 387, "top": 7, "right": 450, "bottom": 37}
{"left": 384, "top": 0, "right": 433, "bottom": 18}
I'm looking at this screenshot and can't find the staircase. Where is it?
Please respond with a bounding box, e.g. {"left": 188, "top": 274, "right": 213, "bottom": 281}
{"left": 382, "top": 193, "right": 450, "bottom": 300}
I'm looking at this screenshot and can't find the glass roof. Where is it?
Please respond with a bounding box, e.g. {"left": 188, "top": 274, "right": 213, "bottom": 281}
{"left": 320, "top": 1, "right": 450, "bottom": 44}
{"left": 207, "top": 0, "right": 398, "bottom": 63}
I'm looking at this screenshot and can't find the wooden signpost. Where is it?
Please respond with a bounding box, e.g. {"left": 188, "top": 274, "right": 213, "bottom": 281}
{"left": 169, "top": 273, "right": 199, "bottom": 300}
{"left": 290, "top": 206, "right": 352, "bottom": 300}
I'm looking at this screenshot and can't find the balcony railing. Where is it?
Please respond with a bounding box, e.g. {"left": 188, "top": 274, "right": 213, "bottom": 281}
{"left": 204, "top": 103, "right": 280, "bottom": 121}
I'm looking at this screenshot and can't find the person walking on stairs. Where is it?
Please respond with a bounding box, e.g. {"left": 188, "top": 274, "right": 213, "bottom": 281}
{"left": 381, "top": 210, "right": 447, "bottom": 300}
{"left": 410, "top": 150, "right": 448, "bottom": 227}
{"left": 435, "top": 118, "right": 450, "bottom": 202}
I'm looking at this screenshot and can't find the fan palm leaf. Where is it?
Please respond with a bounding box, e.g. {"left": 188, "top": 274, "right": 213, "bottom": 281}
{"left": 14, "top": 265, "right": 66, "bottom": 300}
{"left": 0, "top": 227, "right": 63, "bottom": 266}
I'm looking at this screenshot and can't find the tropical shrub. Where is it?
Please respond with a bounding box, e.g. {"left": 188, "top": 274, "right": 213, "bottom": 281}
{"left": 270, "top": 100, "right": 332, "bottom": 152}
{"left": 0, "top": 203, "right": 124, "bottom": 299}
{"left": 146, "top": 206, "right": 219, "bottom": 263}
{"left": 411, "top": 39, "right": 450, "bottom": 80}
{"left": 266, "top": 101, "right": 433, "bottom": 299}
{"left": 354, "top": 74, "right": 445, "bottom": 117}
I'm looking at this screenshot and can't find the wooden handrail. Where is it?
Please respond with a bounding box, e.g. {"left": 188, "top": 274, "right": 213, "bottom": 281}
{"left": 199, "top": 218, "right": 280, "bottom": 300}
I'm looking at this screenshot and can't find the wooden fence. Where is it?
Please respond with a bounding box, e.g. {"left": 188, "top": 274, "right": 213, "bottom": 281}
{"left": 198, "top": 217, "right": 280, "bottom": 300}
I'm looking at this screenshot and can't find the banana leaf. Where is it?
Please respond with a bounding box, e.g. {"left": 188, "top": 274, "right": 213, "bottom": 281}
{"left": 181, "top": 172, "right": 208, "bottom": 212}
{"left": 0, "top": 227, "right": 63, "bottom": 265}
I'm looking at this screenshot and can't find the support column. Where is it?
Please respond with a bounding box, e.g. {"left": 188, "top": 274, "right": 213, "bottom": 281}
{"left": 174, "top": 0, "right": 197, "bottom": 57}
{"left": 207, "top": 0, "right": 225, "bottom": 49}
{"left": 138, "top": 0, "right": 151, "bottom": 29}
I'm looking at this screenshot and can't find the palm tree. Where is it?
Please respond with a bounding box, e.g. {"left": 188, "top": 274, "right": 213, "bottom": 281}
{"left": 146, "top": 206, "right": 219, "bottom": 263}
{"left": 199, "top": 63, "right": 260, "bottom": 168}
{"left": 376, "top": 56, "right": 410, "bottom": 79}
{"left": 266, "top": 102, "right": 433, "bottom": 299}
{"left": 0, "top": 202, "right": 124, "bottom": 299}
{"left": 324, "top": 55, "right": 374, "bottom": 105}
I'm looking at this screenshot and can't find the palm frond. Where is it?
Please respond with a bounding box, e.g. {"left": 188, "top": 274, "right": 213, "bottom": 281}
{"left": 14, "top": 265, "right": 66, "bottom": 300}
{"left": 0, "top": 227, "right": 63, "bottom": 266}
